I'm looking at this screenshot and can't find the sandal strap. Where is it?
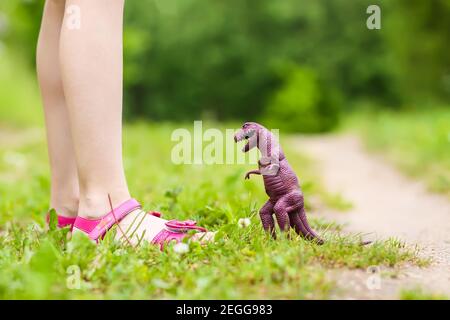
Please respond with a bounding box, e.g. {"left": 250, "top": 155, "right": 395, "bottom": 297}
{"left": 151, "top": 219, "right": 207, "bottom": 250}
{"left": 148, "top": 211, "right": 162, "bottom": 218}
{"left": 46, "top": 213, "right": 76, "bottom": 229}
{"left": 165, "top": 220, "right": 207, "bottom": 233}
{"left": 73, "top": 198, "right": 141, "bottom": 241}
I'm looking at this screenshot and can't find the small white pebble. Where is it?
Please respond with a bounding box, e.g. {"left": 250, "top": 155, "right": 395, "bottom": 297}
{"left": 238, "top": 218, "right": 251, "bottom": 228}
{"left": 173, "top": 242, "right": 189, "bottom": 254}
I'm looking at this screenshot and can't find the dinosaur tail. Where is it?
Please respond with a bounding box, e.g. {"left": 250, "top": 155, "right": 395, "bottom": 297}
{"left": 294, "top": 208, "right": 372, "bottom": 246}
{"left": 292, "top": 207, "right": 324, "bottom": 245}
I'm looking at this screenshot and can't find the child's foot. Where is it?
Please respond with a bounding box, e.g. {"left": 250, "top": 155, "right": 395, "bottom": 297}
{"left": 73, "top": 199, "right": 214, "bottom": 249}
{"left": 116, "top": 209, "right": 215, "bottom": 246}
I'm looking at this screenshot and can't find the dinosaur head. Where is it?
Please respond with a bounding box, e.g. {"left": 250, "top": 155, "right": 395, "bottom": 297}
{"left": 234, "top": 122, "right": 266, "bottom": 153}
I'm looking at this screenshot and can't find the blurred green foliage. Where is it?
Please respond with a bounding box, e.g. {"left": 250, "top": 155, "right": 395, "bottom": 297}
{"left": 0, "top": 0, "right": 449, "bottom": 131}
{"left": 0, "top": 49, "right": 42, "bottom": 126}
{"left": 263, "top": 65, "right": 341, "bottom": 132}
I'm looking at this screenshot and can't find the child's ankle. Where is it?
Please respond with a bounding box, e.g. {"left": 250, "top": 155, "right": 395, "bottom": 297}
{"left": 50, "top": 196, "right": 79, "bottom": 218}
{"left": 78, "top": 190, "right": 131, "bottom": 220}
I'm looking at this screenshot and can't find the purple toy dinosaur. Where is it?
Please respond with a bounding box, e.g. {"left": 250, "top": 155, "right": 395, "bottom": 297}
{"left": 234, "top": 122, "right": 324, "bottom": 244}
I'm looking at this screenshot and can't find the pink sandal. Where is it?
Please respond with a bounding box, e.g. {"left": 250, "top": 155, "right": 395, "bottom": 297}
{"left": 72, "top": 198, "right": 207, "bottom": 250}
{"left": 151, "top": 219, "right": 207, "bottom": 250}
{"left": 46, "top": 212, "right": 76, "bottom": 229}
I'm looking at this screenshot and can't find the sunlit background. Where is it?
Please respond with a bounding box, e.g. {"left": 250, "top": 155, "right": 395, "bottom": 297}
{"left": 1, "top": 0, "right": 448, "bottom": 193}
{"left": 1, "top": 0, "right": 449, "bottom": 126}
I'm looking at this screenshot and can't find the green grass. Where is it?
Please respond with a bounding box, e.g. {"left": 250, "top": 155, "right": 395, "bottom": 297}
{"left": 0, "top": 122, "right": 422, "bottom": 299}
{"left": 346, "top": 109, "right": 450, "bottom": 197}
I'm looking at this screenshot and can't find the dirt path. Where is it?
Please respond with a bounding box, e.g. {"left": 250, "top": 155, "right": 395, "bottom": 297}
{"left": 294, "top": 134, "right": 450, "bottom": 299}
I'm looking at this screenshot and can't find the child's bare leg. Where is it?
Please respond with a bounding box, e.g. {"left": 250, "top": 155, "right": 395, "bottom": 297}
{"left": 60, "top": 0, "right": 129, "bottom": 217}
{"left": 37, "top": 0, "right": 79, "bottom": 218}
{"left": 59, "top": 0, "right": 212, "bottom": 244}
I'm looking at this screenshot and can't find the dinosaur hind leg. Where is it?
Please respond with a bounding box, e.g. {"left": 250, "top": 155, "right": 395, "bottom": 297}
{"left": 286, "top": 193, "right": 324, "bottom": 245}
{"left": 273, "top": 199, "right": 291, "bottom": 233}
{"left": 259, "top": 200, "right": 276, "bottom": 238}
{"left": 289, "top": 208, "right": 324, "bottom": 245}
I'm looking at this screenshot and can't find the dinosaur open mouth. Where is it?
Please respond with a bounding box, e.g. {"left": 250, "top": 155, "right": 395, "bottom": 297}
{"left": 234, "top": 128, "right": 257, "bottom": 152}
